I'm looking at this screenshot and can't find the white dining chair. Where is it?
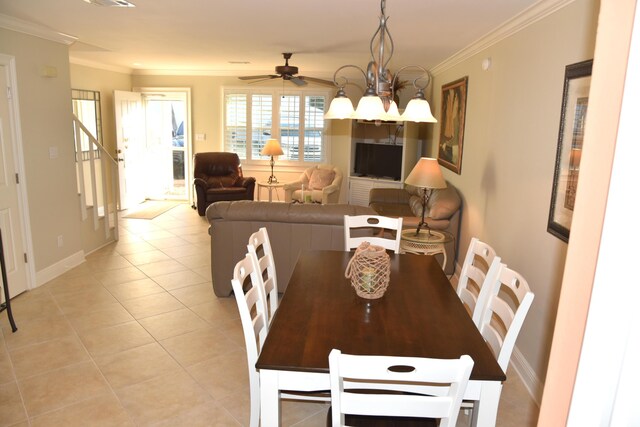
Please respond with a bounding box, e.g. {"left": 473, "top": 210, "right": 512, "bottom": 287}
{"left": 247, "top": 227, "right": 279, "bottom": 324}
{"left": 456, "top": 237, "right": 498, "bottom": 325}
{"left": 231, "top": 253, "right": 269, "bottom": 427}
{"left": 231, "top": 253, "right": 329, "bottom": 427}
{"left": 464, "top": 261, "right": 534, "bottom": 425}
{"left": 344, "top": 215, "right": 403, "bottom": 254}
{"left": 328, "top": 349, "right": 474, "bottom": 427}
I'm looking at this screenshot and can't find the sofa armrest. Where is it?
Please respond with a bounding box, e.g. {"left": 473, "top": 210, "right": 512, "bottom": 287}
{"left": 368, "top": 187, "right": 411, "bottom": 205}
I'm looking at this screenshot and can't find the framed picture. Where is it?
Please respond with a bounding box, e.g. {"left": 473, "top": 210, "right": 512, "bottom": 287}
{"left": 438, "top": 76, "right": 468, "bottom": 174}
{"left": 547, "top": 59, "right": 593, "bottom": 242}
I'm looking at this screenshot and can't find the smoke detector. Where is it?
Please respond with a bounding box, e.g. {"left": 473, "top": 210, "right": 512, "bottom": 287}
{"left": 83, "top": 0, "right": 135, "bottom": 7}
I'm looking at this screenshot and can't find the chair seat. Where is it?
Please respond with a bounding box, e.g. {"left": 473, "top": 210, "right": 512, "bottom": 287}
{"left": 327, "top": 407, "right": 438, "bottom": 427}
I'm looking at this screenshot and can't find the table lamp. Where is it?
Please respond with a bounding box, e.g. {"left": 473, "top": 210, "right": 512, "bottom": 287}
{"left": 261, "top": 139, "right": 284, "bottom": 184}
{"left": 404, "top": 158, "right": 446, "bottom": 236}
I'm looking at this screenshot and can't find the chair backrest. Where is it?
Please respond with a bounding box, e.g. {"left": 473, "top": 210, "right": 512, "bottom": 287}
{"left": 194, "top": 152, "right": 242, "bottom": 179}
{"left": 476, "top": 262, "right": 535, "bottom": 371}
{"left": 456, "top": 237, "right": 498, "bottom": 325}
{"left": 230, "top": 253, "right": 268, "bottom": 427}
{"left": 329, "top": 349, "right": 473, "bottom": 427}
{"left": 247, "top": 227, "right": 278, "bottom": 324}
{"left": 344, "top": 215, "right": 403, "bottom": 254}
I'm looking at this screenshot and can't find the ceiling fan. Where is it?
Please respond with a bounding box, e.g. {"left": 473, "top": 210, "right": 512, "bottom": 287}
{"left": 238, "top": 53, "right": 334, "bottom": 87}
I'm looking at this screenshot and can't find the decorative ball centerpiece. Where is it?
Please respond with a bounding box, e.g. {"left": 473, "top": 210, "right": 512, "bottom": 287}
{"left": 345, "top": 242, "right": 391, "bottom": 299}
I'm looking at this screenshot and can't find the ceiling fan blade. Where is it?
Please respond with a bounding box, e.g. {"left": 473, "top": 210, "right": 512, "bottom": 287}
{"left": 289, "top": 76, "right": 307, "bottom": 86}
{"left": 238, "top": 75, "right": 278, "bottom": 80}
{"left": 298, "top": 76, "right": 336, "bottom": 87}
{"left": 248, "top": 77, "right": 280, "bottom": 85}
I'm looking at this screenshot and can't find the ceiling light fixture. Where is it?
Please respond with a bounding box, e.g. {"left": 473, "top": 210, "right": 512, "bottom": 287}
{"left": 325, "top": 0, "right": 437, "bottom": 123}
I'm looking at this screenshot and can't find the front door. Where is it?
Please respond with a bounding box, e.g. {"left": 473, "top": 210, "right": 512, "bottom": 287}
{"left": 0, "top": 63, "right": 28, "bottom": 298}
{"left": 114, "top": 90, "right": 146, "bottom": 210}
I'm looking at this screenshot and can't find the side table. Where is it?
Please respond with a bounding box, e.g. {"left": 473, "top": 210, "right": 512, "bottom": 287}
{"left": 400, "top": 229, "right": 453, "bottom": 269}
{"left": 257, "top": 182, "right": 287, "bottom": 202}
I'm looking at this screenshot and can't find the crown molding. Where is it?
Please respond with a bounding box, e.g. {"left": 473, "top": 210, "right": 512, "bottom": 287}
{"left": 69, "top": 57, "right": 132, "bottom": 74}
{"left": 430, "top": 0, "right": 576, "bottom": 76}
{"left": 0, "top": 13, "right": 77, "bottom": 45}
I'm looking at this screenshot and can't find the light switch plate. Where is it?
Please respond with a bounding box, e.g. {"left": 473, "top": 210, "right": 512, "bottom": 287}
{"left": 49, "top": 146, "right": 59, "bottom": 159}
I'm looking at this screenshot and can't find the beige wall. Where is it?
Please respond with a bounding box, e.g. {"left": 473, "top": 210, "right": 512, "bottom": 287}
{"left": 423, "top": 0, "right": 599, "bottom": 395}
{"left": 0, "top": 29, "right": 83, "bottom": 273}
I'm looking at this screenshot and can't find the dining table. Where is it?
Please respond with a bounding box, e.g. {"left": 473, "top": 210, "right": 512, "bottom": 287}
{"left": 256, "top": 250, "right": 506, "bottom": 427}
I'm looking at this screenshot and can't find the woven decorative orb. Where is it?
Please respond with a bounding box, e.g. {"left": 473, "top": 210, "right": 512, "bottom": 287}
{"left": 344, "top": 242, "right": 391, "bottom": 299}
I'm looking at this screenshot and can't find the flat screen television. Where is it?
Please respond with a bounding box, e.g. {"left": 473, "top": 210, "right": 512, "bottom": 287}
{"left": 353, "top": 143, "right": 402, "bottom": 181}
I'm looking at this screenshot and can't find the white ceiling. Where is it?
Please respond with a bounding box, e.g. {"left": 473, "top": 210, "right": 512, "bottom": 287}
{"left": 0, "top": 0, "right": 540, "bottom": 78}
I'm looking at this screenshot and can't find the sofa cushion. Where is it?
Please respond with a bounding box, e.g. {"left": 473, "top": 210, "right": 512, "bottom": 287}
{"left": 308, "top": 168, "right": 335, "bottom": 190}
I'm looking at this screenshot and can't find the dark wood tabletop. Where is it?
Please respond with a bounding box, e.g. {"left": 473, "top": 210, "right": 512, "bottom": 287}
{"left": 256, "top": 250, "right": 505, "bottom": 382}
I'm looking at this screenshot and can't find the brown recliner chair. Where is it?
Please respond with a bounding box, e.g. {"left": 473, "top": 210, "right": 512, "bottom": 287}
{"left": 193, "top": 152, "right": 256, "bottom": 216}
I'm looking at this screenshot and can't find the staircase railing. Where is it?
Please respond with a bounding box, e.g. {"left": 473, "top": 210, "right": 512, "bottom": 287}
{"left": 72, "top": 114, "right": 119, "bottom": 241}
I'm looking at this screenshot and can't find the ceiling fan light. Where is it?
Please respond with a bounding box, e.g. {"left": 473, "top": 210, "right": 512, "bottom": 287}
{"left": 400, "top": 98, "right": 437, "bottom": 123}
{"left": 353, "top": 95, "right": 386, "bottom": 121}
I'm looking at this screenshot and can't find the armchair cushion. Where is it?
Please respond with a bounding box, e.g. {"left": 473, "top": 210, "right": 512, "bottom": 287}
{"left": 309, "top": 169, "right": 335, "bottom": 190}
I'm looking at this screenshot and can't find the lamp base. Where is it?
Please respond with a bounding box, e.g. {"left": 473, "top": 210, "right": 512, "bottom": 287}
{"left": 415, "top": 187, "right": 433, "bottom": 236}
{"left": 267, "top": 175, "right": 278, "bottom": 184}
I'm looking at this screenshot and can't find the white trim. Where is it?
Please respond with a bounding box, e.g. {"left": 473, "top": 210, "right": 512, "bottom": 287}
{"left": 34, "top": 250, "right": 85, "bottom": 287}
{"left": 0, "top": 53, "right": 36, "bottom": 291}
{"left": 511, "top": 346, "right": 544, "bottom": 406}
{"left": 69, "top": 57, "right": 131, "bottom": 75}
{"left": 430, "top": 0, "right": 576, "bottom": 76}
{"left": 0, "top": 13, "right": 77, "bottom": 45}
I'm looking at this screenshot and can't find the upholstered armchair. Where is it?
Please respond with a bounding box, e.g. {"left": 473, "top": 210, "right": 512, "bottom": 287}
{"left": 284, "top": 164, "right": 342, "bottom": 204}
{"left": 193, "top": 152, "right": 256, "bottom": 216}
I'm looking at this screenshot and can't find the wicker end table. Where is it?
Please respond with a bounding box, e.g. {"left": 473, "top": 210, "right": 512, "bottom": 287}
{"left": 400, "top": 229, "right": 453, "bottom": 269}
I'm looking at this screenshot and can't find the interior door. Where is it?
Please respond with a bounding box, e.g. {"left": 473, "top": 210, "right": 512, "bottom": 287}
{"left": 114, "top": 90, "right": 146, "bottom": 210}
{"left": 0, "top": 64, "right": 28, "bottom": 298}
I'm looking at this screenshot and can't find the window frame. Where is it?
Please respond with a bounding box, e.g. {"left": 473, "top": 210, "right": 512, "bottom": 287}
{"left": 223, "top": 86, "right": 332, "bottom": 166}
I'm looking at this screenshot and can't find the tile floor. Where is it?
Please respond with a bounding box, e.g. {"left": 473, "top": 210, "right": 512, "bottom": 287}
{"left": 0, "top": 203, "right": 539, "bottom": 426}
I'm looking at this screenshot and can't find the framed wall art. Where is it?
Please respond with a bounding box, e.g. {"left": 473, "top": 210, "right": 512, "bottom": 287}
{"left": 438, "top": 76, "right": 468, "bottom": 174}
{"left": 547, "top": 59, "right": 593, "bottom": 242}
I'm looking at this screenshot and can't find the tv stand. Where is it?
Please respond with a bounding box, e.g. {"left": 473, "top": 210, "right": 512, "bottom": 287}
{"left": 348, "top": 120, "right": 421, "bottom": 206}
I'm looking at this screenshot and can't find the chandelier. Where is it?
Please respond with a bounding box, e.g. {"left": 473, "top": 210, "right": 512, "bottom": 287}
{"left": 324, "top": 0, "right": 437, "bottom": 123}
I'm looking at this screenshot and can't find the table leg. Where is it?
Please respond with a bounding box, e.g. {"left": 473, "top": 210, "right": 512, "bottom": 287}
{"left": 260, "top": 370, "right": 281, "bottom": 427}
{"left": 268, "top": 186, "right": 273, "bottom": 202}
{"left": 472, "top": 381, "right": 502, "bottom": 427}
{"left": 257, "top": 186, "right": 262, "bottom": 201}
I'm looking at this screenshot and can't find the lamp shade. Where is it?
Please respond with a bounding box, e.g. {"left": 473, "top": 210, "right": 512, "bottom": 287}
{"left": 382, "top": 100, "right": 402, "bottom": 121}
{"left": 353, "top": 95, "right": 387, "bottom": 121}
{"left": 261, "top": 139, "right": 283, "bottom": 156}
{"left": 405, "top": 158, "right": 446, "bottom": 189}
{"left": 400, "top": 98, "right": 437, "bottom": 123}
{"left": 325, "top": 96, "right": 355, "bottom": 119}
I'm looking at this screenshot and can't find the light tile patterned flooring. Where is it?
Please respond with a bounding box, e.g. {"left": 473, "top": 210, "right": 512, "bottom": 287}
{"left": 0, "top": 203, "right": 539, "bottom": 426}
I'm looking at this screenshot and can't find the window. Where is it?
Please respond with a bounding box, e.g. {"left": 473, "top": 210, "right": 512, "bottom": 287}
{"left": 224, "top": 88, "right": 328, "bottom": 163}
{"left": 71, "top": 89, "right": 103, "bottom": 160}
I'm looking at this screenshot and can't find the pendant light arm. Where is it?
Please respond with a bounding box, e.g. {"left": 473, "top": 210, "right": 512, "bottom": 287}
{"left": 390, "top": 65, "right": 432, "bottom": 101}
{"left": 331, "top": 64, "right": 368, "bottom": 89}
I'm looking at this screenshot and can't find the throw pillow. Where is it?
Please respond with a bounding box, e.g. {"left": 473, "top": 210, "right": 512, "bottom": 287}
{"left": 428, "top": 186, "right": 460, "bottom": 220}
{"left": 308, "top": 169, "right": 335, "bottom": 190}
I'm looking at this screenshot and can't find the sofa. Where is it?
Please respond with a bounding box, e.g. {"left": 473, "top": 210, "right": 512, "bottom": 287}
{"left": 206, "top": 201, "right": 374, "bottom": 297}
{"left": 193, "top": 152, "right": 256, "bottom": 216}
{"left": 283, "top": 163, "right": 343, "bottom": 204}
{"left": 368, "top": 183, "right": 461, "bottom": 274}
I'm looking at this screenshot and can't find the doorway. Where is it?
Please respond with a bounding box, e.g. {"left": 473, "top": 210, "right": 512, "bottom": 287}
{"left": 114, "top": 88, "right": 192, "bottom": 209}
{"left": 142, "top": 90, "right": 190, "bottom": 201}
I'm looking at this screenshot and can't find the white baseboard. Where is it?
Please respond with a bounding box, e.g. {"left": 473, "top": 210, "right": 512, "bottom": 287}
{"left": 511, "top": 347, "right": 543, "bottom": 406}
{"left": 34, "top": 250, "right": 85, "bottom": 287}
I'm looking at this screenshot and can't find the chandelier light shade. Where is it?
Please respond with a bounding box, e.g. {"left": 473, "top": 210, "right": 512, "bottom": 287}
{"left": 324, "top": 89, "right": 355, "bottom": 119}
{"left": 325, "top": 0, "right": 438, "bottom": 123}
{"left": 261, "top": 138, "right": 284, "bottom": 184}
{"left": 405, "top": 158, "right": 446, "bottom": 235}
